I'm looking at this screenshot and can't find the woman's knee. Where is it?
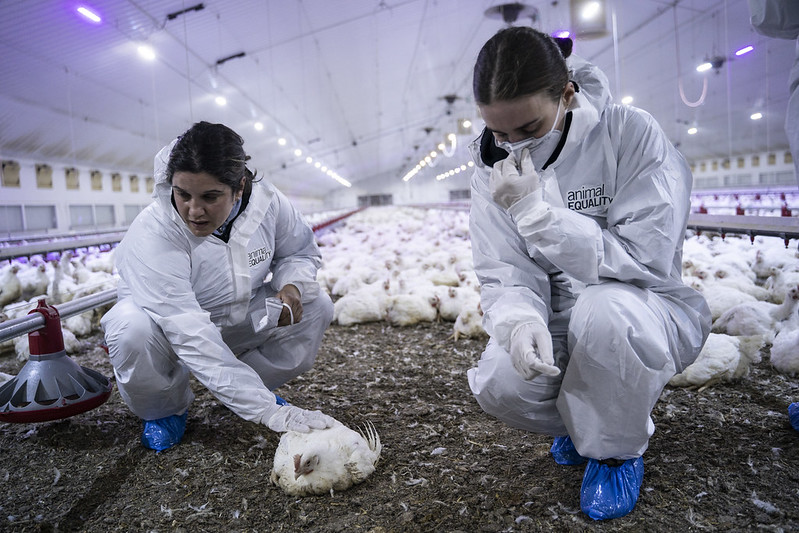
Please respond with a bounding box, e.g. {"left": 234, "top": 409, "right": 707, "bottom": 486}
{"left": 102, "top": 300, "right": 161, "bottom": 365}
{"left": 569, "top": 282, "right": 672, "bottom": 371}
{"left": 469, "top": 342, "right": 565, "bottom": 434}
{"left": 571, "top": 283, "right": 647, "bottom": 338}
{"left": 309, "top": 291, "right": 334, "bottom": 327}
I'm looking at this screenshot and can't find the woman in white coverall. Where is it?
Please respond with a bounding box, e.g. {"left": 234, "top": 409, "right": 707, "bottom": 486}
{"left": 101, "top": 121, "right": 335, "bottom": 452}
{"left": 466, "top": 28, "right": 711, "bottom": 520}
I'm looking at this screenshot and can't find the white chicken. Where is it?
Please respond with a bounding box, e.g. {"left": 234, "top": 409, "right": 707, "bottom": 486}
{"left": 270, "top": 420, "right": 382, "bottom": 496}
{"left": 711, "top": 285, "right": 799, "bottom": 341}
{"left": 770, "top": 327, "right": 799, "bottom": 376}
{"left": 333, "top": 279, "right": 393, "bottom": 326}
{"left": 765, "top": 268, "right": 799, "bottom": 304}
{"left": 451, "top": 301, "right": 486, "bottom": 341}
{"left": 0, "top": 265, "right": 22, "bottom": 307}
{"left": 690, "top": 279, "right": 758, "bottom": 321}
{"left": 437, "top": 286, "right": 480, "bottom": 323}
{"left": 63, "top": 310, "right": 96, "bottom": 338}
{"left": 711, "top": 267, "right": 771, "bottom": 301}
{"left": 385, "top": 293, "right": 438, "bottom": 326}
{"left": 770, "top": 304, "right": 799, "bottom": 376}
{"left": 669, "top": 333, "right": 765, "bottom": 389}
{"left": 18, "top": 263, "right": 50, "bottom": 301}
{"left": 752, "top": 246, "right": 798, "bottom": 278}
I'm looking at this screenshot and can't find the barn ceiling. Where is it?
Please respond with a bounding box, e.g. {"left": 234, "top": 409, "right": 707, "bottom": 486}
{"left": 0, "top": 0, "right": 794, "bottom": 202}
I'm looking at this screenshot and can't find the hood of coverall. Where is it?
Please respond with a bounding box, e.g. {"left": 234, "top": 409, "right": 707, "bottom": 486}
{"left": 470, "top": 53, "right": 613, "bottom": 172}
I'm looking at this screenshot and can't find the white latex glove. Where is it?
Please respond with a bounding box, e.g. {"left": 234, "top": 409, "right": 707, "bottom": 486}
{"left": 509, "top": 318, "right": 561, "bottom": 380}
{"left": 490, "top": 148, "right": 540, "bottom": 209}
{"left": 266, "top": 404, "right": 337, "bottom": 433}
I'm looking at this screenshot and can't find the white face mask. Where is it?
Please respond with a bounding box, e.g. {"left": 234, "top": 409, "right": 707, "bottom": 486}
{"left": 496, "top": 99, "right": 564, "bottom": 168}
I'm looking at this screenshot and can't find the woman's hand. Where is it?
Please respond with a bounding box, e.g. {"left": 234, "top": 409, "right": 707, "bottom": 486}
{"left": 276, "top": 284, "right": 303, "bottom": 326}
{"left": 490, "top": 148, "right": 541, "bottom": 209}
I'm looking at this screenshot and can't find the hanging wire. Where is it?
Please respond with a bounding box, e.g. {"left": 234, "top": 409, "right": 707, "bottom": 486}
{"left": 182, "top": 1, "right": 194, "bottom": 122}
{"left": 65, "top": 67, "right": 77, "bottom": 168}
{"left": 673, "top": 4, "right": 707, "bottom": 108}
{"left": 723, "top": 0, "right": 733, "bottom": 162}
{"left": 611, "top": 7, "right": 622, "bottom": 99}
{"left": 150, "top": 60, "right": 160, "bottom": 147}
{"left": 440, "top": 135, "right": 457, "bottom": 158}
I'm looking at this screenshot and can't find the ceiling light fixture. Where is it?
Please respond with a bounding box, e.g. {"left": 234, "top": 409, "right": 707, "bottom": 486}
{"left": 216, "top": 52, "right": 246, "bottom": 66}
{"left": 436, "top": 161, "right": 475, "bottom": 181}
{"left": 137, "top": 45, "right": 156, "bottom": 61}
{"left": 77, "top": 6, "right": 101, "bottom": 23}
{"left": 299, "top": 152, "right": 350, "bottom": 187}
{"left": 581, "top": 1, "right": 601, "bottom": 20}
{"left": 569, "top": 0, "right": 607, "bottom": 39}
{"left": 687, "top": 126, "right": 698, "bottom": 135}
{"left": 483, "top": 2, "right": 540, "bottom": 26}
{"left": 696, "top": 55, "right": 726, "bottom": 74}
{"left": 621, "top": 95, "right": 633, "bottom": 105}
{"left": 750, "top": 112, "right": 763, "bottom": 120}
{"left": 457, "top": 118, "right": 473, "bottom": 135}
{"left": 735, "top": 45, "right": 754, "bottom": 56}
{"left": 166, "top": 3, "right": 205, "bottom": 21}
{"left": 254, "top": 122, "right": 264, "bottom": 131}
{"left": 214, "top": 96, "right": 227, "bottom": 106}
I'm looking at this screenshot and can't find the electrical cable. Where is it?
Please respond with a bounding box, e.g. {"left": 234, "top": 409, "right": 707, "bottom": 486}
{"left": 673, "top": 5, "right": 707, "bottom": 108}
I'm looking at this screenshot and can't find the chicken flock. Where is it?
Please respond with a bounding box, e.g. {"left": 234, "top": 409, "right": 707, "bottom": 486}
{"left": 1, "top": 205, "right": 798, "bottom": 389}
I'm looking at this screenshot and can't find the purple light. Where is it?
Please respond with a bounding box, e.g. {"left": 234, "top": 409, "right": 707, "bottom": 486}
{"left": 553, "top": 30, "right": 571, "bottom": 39}
{"left": 735, "top": 45, "right": 754, "bottom": 56}
{"left": 77, "top": 6, "right": 101, "bottom": 23}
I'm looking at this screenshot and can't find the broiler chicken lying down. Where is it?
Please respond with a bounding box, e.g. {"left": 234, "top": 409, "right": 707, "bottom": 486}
{"left": 270, "top": 420, "right": 382, "bottom": 496}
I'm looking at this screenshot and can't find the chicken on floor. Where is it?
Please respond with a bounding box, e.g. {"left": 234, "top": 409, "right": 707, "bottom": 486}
{"left": 271, "top": 420, "right": 381, "bottom": 496}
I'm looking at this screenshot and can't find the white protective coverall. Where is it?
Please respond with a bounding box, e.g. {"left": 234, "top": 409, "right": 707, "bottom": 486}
{"left": 748, "top": 0, "right": 799, "bottom": 185}
{"left": 467, "top": 55, "right": 711, "bottom": 460}
{"left": 101, "top": 141, "right": 333, "bottom": 423}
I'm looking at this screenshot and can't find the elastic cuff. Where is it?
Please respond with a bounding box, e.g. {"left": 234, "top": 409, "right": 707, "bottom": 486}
{"left": 508, "top": 188, "right": 546, "bottom": 219}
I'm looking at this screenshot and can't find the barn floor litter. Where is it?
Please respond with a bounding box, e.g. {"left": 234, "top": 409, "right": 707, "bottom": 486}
{"left": 0, "top": 320, "right": 797, "bottom": 532}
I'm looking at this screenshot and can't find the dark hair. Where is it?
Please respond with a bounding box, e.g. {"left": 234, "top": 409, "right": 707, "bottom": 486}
{"left": 166, "top": 121, "right": 256, "bottom": 193}
{"left": 473, "top": 27, "right": 573, "bottom": 105}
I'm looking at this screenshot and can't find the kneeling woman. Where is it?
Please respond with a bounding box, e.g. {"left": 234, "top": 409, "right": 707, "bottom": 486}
{"left": 467, "top": 28, "right": 710, "bottom": 520}
{"left": 102, "top": 121, "right": 335, "bottom": 451}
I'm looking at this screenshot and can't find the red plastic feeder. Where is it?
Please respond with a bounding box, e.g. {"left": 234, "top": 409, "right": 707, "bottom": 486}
{"left": 0, "top": 299, "right": 113, "bottom": 423}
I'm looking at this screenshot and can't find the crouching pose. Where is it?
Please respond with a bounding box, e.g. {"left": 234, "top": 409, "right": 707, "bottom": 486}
{"left": 102, "top": 121, "right": 335, "bottom": 451}
{"left": 466, "top": 28, "right": 711, "bottom": 520}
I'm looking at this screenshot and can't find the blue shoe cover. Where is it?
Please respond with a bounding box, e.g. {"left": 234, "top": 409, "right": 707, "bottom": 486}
{"left": 274, "top": 394, "right": 289, "bottom": 406}
{"left": 551, "top": 435, "right": 587, "bottom": 465}
{"left": 141, "top": 411, "right": 188, "bottom": 452}
{"left": 580, "top": 457, "right": 644, "bottom": 520}
{"left": 789, "top": 403, "right": 799, "bottom": 431}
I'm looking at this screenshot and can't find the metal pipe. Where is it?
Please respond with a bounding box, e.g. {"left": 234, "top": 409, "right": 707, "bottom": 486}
{"left": 686, "top": 213, "right": 799, "bottom": 240}
{"left": 0, "top": 231, "right": 126, "bottom": 261}
{"left": 0, "top": 289, "right": 117, "bottom": 344}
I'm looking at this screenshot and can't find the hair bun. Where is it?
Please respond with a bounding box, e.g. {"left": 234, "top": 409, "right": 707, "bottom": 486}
{"left": 553, "top": 37, "right": 573, "bottom": 58}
